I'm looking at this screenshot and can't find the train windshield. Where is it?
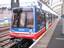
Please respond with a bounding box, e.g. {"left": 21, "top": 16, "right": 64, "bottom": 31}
{"left": 12, "top": 8, "right": 34, "bottom": 29}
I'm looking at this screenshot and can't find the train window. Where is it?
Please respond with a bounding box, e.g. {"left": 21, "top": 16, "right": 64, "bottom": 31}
{"left": 20, "top": 12, "right": 26, "bottom": 27}
{"left": 12, "top": 8, "right": 34, "bottom": 29}
{"left": 46, "top": 13, "right": 49, "bottom": 19}
{"left": 37, "top": 15, "right": 41, "bottom": 30}
{"left": 46, "top": 13, "right": 51, "bottom": 24}
{"left": 48, "top": 14, "right": 52, "bottom": 23}
{"left": 20, "top": 11, "right": 34, "bottom": 29}
{"left": 12, "top": 13, "right": 19, "bottom": 27}
{"left": 37, "top": 13, "right": 45, "bottom": 31}
{"left": 26, "top": 12, "right": 33, "bottom": 28}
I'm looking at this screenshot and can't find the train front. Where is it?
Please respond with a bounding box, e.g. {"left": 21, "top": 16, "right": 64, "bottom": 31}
{"left": 10, "top": 7, "right": 35, "bottom": 39}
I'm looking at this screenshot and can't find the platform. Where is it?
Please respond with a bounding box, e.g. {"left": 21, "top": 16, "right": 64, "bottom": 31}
{"left": 48, "top": 18, "right": 64, "bottom": 48}
{"left": 29, "top": 19, "right": 60, "bottom": 48}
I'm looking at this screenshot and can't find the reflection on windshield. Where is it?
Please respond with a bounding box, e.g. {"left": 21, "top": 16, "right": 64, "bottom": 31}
{"left": 12, "top": 8, "right": 34, "bottom": 29}
{"left": 20, "top": 12, "right": 25, "bottom": 27}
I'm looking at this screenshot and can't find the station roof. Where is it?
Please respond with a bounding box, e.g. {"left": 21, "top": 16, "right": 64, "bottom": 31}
{"left": 41, "top": 2, "right": 58, "bottom": 15}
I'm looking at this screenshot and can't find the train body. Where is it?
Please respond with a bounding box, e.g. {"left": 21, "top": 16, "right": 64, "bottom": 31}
{"left": 10, "top": 1, "right": 58, "bottom": 40}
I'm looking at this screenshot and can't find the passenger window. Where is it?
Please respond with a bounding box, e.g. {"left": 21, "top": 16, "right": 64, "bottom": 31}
{"left": 37, "top": 12, "right": 46, "bottom": 31}
{"left": 26, "top": 12, "right": 34, "bottom": 28}
{"left": 37, "top": 16, "right": 42, "bottom": 30}
{"left": 48, "top": 14, "right": 52, "bottom": 24}
{"left": 12, "top": 8, "right": 34, "bottom": 29}
{"left": 12, "top": 13, "right": 18, "bottom": 27}
{"left": 20, "top": 12, "right": 25, "bottom": 27}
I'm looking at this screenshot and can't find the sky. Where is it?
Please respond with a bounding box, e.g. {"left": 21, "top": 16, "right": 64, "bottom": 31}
{"left": 0, "top": 0, "right": 10, "bottom": 4}
{"left": 0, "top": 0, "right": 11, "bottom": 8}
{"left": 0, "top": 0, "right": 37, "bottom": 8}
{"left": 0, "top": 0, "right": 61, "bottom": 8}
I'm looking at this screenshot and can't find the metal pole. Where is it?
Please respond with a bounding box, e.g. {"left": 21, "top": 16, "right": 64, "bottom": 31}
{"left": 61, "top": 0, "right": 64, "bottom": 35}
{"left": 51, "top": 0, "right": 53, "bottom": 6}
{"left": 11, "top": 0, "right": 19, "bottom": 9}
{"left": 61, "top": 0, "right": 63, "bottom": 15}
{"left": 63, "top": 0, "right": 64, "bottom": 14}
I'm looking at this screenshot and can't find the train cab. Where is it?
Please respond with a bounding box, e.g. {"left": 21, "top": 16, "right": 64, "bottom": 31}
{"left": 10, "top": 7, "right": 46, "bottom": 40}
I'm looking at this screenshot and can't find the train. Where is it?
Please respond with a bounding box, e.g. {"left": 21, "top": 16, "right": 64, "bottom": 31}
{"left": 10, "top": 1, "right": 58, "bottom": 40}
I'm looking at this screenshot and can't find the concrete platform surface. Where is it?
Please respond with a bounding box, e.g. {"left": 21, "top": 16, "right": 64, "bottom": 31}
{"left": 29, "top": 19, "right": 59, "bottom": 48}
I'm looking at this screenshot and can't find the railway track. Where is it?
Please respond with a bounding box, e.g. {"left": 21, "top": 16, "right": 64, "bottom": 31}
{"left": 10, "top": 39, "right": 34, "bottom": 48}
{"left": 0, "top": 29, "right": 34, "bottom": 48}
{"left": 0, "top": 30, "right": 16, "bottom": 48}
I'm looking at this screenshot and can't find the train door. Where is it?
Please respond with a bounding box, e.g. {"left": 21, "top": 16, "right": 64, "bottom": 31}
{"left": 46, "top": 12, "right": 49, "bottom": 29}
{"left": 11, "top": 8, "right": 35, "bottom": 33}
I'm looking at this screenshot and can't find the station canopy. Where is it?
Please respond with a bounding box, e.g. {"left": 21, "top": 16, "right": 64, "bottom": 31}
{"left": 41, "top": 2, "right": 57, "bottom": 15}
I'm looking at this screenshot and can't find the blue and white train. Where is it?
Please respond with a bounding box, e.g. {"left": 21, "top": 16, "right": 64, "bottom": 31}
{"left": 10, "top": 1, "right": 58, "bottom": 40}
